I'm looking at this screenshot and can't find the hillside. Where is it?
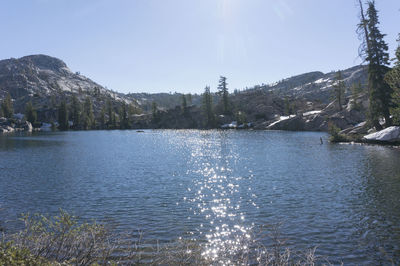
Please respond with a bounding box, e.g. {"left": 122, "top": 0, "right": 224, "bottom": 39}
{"left": 0, "top": 54, "right": 369, "bottom": 132}
{"left": 243, "top": 65, "right": 367, "bottom": 103}
{"left": 0, "top": 55, "right": 139, "bottom": 122}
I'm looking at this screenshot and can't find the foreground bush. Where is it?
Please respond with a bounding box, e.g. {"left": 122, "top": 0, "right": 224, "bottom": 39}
{"left": 2, "top": 210, "right": 111, "bottom": 265}
{"left": 0, "top": 242, "right": 53, "bottom": 265}
{"left": 1, "top": 210, "right": 324, "bottom": 265}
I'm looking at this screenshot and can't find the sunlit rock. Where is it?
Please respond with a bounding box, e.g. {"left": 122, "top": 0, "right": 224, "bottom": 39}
{"left": 363, "top": 126, "right": 400, "bottom": 142}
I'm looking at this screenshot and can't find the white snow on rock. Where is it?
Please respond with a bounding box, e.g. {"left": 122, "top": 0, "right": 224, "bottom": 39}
{"left": 303, "top": 110, "right": 322, "bottom": 116}
{"left": 268, "top": 115, "right": 296, "bottom": 127}
{"left": 363, "top": 126, "right": 400, "bottom": 142}
{"left": 314, "top": 78, "right": 329, "bottom": 84}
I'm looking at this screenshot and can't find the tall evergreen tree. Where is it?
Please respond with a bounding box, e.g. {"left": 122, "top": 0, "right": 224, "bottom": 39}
{"left": 357, "top": 0, "right": 371, "bottom": 64}
{"left": 151, "top": 101, "right": 159, "bottom": 123}
{"left": 350, "top": 81, "right": 363, "bottom": 110}
{"left": 99, "top": 106, "right": 106, "bottom": 129}
{"left": 25, "top": 101, "right": 37, "bottom": 124}
{"left": 181, "top": 94, "right": 188, "bottom": 115}
{"left": 106, "top": 99, "right": 114, "bottom": 129}
{"left": 58, "top": 100, "right": 69, "bottom": 131}
{"left": 284, "top": 97, "right": 293, "bottom": 116}
{"left": 1, "top": 93, "right": 13, "bottom": 118}
{"left": 70, "top": 95, "right": 82, "bottom": 129}
{"left": 217, "top": 76, "right": 230, "bottom": 114}
{"left": 385, "top": 35, "right": 400, "bottom": 124}
{"left": 202, "top": 86, "right": 214, "bottom": 127}
{"left": 83, "top": 97, "right": 95, "bottom": 130}
{"left": 333, "top": 71, "right": 346, "bottom": 111}
{"left": 187, "top": 93, "right": 192, "bottom": 105}
{"left": 119, "top": 102, "right": 130, "bottom": 129}
{"left": 360, "top": 1, "right": 392, "bottom": 129}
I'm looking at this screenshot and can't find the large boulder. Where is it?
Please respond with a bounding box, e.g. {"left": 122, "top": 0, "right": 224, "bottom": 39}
{"left": 363, "top": 126, "right": 400, "bottom": 142}
{"left": 304, "top": 114, "right": 326, "bottom": 131}
{"left": 0, "top": 125, "right": 14, "bottom": 133}
{"left": 267, "top": 115, "right": 305, "bottom": 131}
{"left": 22, "top": 121, "right": 33, "bottom": 132}
{"left": 340, "top": 121, "right": 368, "bottom": 135}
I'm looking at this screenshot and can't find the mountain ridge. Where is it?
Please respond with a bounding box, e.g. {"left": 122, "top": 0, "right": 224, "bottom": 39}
{"left": 0, "top": 54, "right": 368, "bottom": 127}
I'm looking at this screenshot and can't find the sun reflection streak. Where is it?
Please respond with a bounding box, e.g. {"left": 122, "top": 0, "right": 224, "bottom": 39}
{"left": 182, "top": 132, "right": 259, "bottom": 263}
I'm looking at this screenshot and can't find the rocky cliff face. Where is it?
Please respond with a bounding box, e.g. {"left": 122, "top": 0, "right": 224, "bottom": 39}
{"left": 0, "top": 55, "right": 138, "bottom": 121}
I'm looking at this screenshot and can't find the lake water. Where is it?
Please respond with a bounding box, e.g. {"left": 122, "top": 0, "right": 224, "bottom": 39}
{"left": 0, "top": 130, "right": 400, "bottom": 264}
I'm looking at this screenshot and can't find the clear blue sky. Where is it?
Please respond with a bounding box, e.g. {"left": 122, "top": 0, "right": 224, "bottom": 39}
{"left": 0, "top": 0, "right": 398, "bottom": 94}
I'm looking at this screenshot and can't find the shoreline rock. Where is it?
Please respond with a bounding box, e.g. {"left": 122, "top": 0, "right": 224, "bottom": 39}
{"left": 0, "top": 117, "right": 33, "bottom": 134}
{"left": 363, "top": 126, "right": 400, "bottom": 143}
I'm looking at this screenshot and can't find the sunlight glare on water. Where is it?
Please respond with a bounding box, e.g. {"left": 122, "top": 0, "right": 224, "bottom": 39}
{"left": 180, "top": 131, "right": 257, "bottom": 262}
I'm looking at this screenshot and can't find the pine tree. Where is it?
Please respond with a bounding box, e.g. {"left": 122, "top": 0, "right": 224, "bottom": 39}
{"left": 99, "top": 106, "right": 106, "bottom": 129}
{"left": 217, "top": 76, "right": 230, "bottom": 114}
{"left": 106, "top": 99, "right": 114, "bottom": 129}
{"left": 70, "top": 95, "right": 82, "bottom": 129}
{"left": 112, "top": 112, "right": 117, "bottom": 129}
{"left": 58, "top": 100, "right": 69, "bottom": 131}
{"left": 350, "top": 82, "right": 363, "bottom": 110}
{"left": 202, "top": 86, "right": 214, "bottom": 127}
{"left": 333, "top": 71, "right": 346, "bottom": 111}
{"left": 284, "top": 97, "right": 292, "bottom": 115}
{"left": 361, "top": 1, "right": 392, "bottom": 129}
{"left": 1, "top": 93, "right": 13, "bottom": 118}
{"left": 152, "top": 102, "right": 159, "bottom": 123}
{"left": 83, "top": 97, "right": 95, "bottom": 130}
{"left": 25, "top": 101, "right": 37, "bottom": 124}
{"left": 181, "top": 94, "right": 188, "bottom": 115}
{"left": 385, "top": 35, "right": 400, "bottom": 124}
{"left": 187, "top": 93, "right": 192, "bottom": 105}
{"left": 119, "top": 102, "right": 130, "bottom": 129}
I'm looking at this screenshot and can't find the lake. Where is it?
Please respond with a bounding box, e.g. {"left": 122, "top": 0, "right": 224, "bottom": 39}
{"left": 0, "top": 130, "right": 400, "bottom": 264}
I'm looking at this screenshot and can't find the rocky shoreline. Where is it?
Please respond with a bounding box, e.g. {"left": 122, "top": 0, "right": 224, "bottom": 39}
{"left": 0, "top": 117, "right": 33, "bottom": 133}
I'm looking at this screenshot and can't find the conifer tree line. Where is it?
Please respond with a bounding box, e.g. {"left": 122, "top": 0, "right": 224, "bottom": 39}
{"left": 56, "top": 96, "right": 141, "bottom": 131}
{"left": 200, "top": 75, "right": 249, "bottom": 128}
{"left": 0, "top": 93, "right": 13, "bottom": 118}
{"left": 357, "top": 0, "right": 400, "bottom": 129}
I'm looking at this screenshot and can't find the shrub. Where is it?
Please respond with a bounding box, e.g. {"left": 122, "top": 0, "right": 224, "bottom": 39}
{"left": 1, "top": 210, "right": 324, "bottom": 265}
{"left": 0, "top": 242, "right": 51, "bottom": 265}
{"left": 328, "top": 122, "right": 348, "bottom": 142}
{"left": 8, "top": 210, "right": 112, "bottom": 265}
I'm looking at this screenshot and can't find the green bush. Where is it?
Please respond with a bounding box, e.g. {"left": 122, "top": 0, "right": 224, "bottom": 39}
{"left": 328, "top": 122, "right": 348, "bottom": 142}
{"left": 0, "top": 242, "right": 51, "bottom": 265}
{"left": 0, "top": 210, "right": 325, "bottom": 265}
{"left": 7, "top": 210, "right": 112, "bottom": 265}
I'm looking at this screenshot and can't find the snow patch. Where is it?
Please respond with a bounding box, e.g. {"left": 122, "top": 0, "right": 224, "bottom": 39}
{"left": 303, "top": 110, "right": 322, "bottom": 116}
{"left": 268, "top": 115, "right": 296, "bottom": 127}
